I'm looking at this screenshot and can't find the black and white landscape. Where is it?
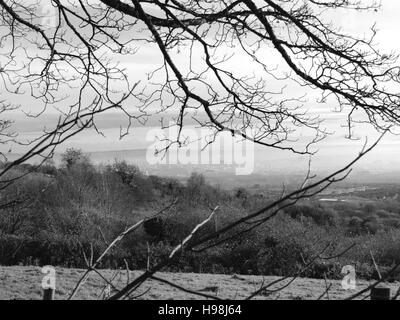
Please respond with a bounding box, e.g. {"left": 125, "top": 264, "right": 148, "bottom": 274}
{"left": 1, "top": 0, "right": 400, "bottom": 301}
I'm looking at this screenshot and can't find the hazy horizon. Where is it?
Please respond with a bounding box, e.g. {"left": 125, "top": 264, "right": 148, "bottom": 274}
{"left": 3, "top": 0, "right": 400, "bottom": 182}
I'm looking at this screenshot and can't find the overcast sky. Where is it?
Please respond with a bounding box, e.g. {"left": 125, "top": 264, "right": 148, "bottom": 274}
{"left": 4, "top": 1, "right": 400, "bottom": 175}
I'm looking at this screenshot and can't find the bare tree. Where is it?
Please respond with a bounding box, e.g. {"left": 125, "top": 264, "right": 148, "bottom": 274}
{"left": 1, "top": 0, "right": 400, "bottom": 299}
{"left": 1, "top": 1, "right": 399, "bottom": 167}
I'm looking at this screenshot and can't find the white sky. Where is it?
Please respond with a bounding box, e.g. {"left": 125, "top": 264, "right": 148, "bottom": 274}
{"left": 3, "top": 1, "right": 400, "bottom": 175}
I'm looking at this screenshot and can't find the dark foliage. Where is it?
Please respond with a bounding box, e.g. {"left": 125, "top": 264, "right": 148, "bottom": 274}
{"left": 2, "top": 149, "right": 400, "bottom": 280}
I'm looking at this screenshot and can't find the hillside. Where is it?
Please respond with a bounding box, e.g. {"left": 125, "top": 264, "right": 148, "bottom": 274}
{"left": 3, "top": 151, "right": 400, "bottom": 288}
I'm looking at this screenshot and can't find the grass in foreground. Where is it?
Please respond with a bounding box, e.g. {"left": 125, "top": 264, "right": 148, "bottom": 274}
{"left": 0, "top": 266, "right": 398, "bottom": 300}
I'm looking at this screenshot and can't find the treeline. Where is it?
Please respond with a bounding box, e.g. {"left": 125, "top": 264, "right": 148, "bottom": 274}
{"left": 1, "top": 148, "right": 400, "bottom": 280}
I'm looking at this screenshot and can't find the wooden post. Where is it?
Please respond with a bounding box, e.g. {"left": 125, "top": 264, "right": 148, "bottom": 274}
{"left": 371, "top": 286, "right": 391, "bottom": 300}
{"left": 43, "top": 288, "right": 55, "bottom": 300}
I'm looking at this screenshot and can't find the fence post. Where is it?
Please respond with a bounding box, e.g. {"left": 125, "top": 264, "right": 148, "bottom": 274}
{"left": 43, "top": 288, "right": 55, "bottom": 300}
{"left": 371, "top": 286, "right": 391, "bottom": 300}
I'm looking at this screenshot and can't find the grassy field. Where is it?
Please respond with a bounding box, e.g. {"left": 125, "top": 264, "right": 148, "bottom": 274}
{"left": 1, "top": 266, "right": 399, "bottom": 300}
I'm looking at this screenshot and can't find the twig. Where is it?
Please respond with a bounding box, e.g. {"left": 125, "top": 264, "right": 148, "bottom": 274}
{"left": 370, "top": 250, "right": 382, "bottom": 280}
{"left": 68, "top": 198, "right": 178, "bottom": 300}
{"left": 346, "top": 262, "right": 400, "bottom": 300}
{"left": 108, "top": 206, "right": 219, "bottom": 300}
{"left": 150, "top": 275, "right": 221, "bottom": 300}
